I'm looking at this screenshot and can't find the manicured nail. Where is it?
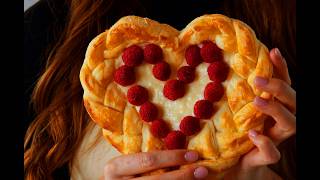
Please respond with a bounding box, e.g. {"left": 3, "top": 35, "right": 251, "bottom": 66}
{"left": 275, "top": 48, "right": 282, "bottom": 57}
{"left": 248, "top": 129, "right": 258, "bottom": 138}
{"left": 254, "top": 76, "right": 268, "bottom": 87}
{"left": 253, "top": 96, "right": 268, "bottom": 107}
{"left": 184, "top": 151, "right": 198, "bottom": 162}
{"left": 194, "top": 167, "right": 208, "bottom": 179}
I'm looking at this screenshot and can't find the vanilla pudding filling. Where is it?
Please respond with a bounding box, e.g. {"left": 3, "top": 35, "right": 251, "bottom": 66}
{"left": 115, "top": 45, "right": 234, "bottom": 130}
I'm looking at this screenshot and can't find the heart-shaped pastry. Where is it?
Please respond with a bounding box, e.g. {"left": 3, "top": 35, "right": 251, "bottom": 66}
{"left": 79, "top": 14, "right": 273, "bottom": 173}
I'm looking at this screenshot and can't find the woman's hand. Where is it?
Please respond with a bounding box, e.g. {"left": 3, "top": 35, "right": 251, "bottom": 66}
{"left": 102, "top": 150, "right": 208, "bottom": 180}
{"left": 223, "top": 48, "right": 296, "bottom": 180}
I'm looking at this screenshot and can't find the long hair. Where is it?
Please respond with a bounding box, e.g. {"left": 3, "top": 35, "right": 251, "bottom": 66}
{"left": 24, "top": 0, "right": 296, "bottom": 179}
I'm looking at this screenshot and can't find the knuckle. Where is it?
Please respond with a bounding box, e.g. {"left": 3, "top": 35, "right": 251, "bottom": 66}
{"left": 267, "top": 101, "right": 282, "bottom": 116}
{"left": 290, "top": 125, "right": 297, "bottom": 134}
{"left": 283, "top": 127, "right": 296, "bottom": 137}
{"left": 259, "top": 136, "right": 281, "bottom": 164}
{"left": 265, "top": 150, "right": 281, "bottom": 164}
{"left": 259, "top": 136, "right": 272, "bottom": 146}
{"left": 138, "top": 154, "right": 156, "bottom": 168}
{"left": 283, "top": 122, "right": 296, "bottom": 134}
{"left": 273, "top": 80, "right": 286, "bottom": 96}
{"left": 273, "top": 103, "right": 283, "bottom": 114}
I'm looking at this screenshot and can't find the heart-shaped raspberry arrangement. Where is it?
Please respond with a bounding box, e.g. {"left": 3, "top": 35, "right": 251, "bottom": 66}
{"left": 114, "top": 41, "right": 229, "bottom": 149}
{"left": 80, "top": 14, "right": 273, "bottom": 172}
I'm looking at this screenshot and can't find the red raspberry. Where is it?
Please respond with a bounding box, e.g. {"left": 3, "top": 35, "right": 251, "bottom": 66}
{"left": 177, "top": 66, "right": 195, "bottom": 83}
{"left": 164, "top": 131, "right": 186, "bottom": 150}
{"left": 207, "top": 61, "right": 229, "bottom": 82}
{"left": 150, "top": 119, "right": 170, "bottom": 138}
{"left": 179, "top": 116, "right": 200, "bottom": 136}
{"left": 122, "top": 45, "right": 143, "bottom": 66}
{"left": 139, "top": 101, "right": 158, "bottom": 122}
{"left": 152, "top": 61, "right": 171, "bottom": 81}
{"left": 163, "top": 80, "right": 185, "bottom": 100}
{"left": 127, "top": 85, "right": 148, "bottom": 106}
{"left": 200, "top": 40, "right": 223, "bottom": 63}
{"left": 204, "top": 82, "right": 224, "bottom": 102}
{"left": 144, "top": 44, "right": 163, "bottom": 64}
{"left": 114, "top": 65, "right": 135, "bottom": 86}
{"left": 185, "top": 45, "right": 202, "bottom": 67}
{"left": 194, "top": 100, "right": 214, "bottom": 119}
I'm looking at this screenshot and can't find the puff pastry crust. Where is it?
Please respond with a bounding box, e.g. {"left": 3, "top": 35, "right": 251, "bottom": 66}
{"left": 79, "top": 14, "right": 273, "bottom": 174}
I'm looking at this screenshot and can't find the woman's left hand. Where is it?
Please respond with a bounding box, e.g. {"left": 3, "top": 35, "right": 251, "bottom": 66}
{"left": 213, "top": 48, "right": 296, "bottom": 180}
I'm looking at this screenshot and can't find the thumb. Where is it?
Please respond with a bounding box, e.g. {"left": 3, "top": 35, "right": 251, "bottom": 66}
{"left": 240, "top": 130, "right": 281, "bottom": 170}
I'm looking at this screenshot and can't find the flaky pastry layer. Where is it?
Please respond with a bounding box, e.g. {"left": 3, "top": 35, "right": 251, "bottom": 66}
{"left": 79, "top": 14, "right": 273, "bottom": 174}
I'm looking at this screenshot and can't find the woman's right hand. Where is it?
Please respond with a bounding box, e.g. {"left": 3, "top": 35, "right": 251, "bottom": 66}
{"left": 102, "top": 150, "right": 208, "bottom": 180}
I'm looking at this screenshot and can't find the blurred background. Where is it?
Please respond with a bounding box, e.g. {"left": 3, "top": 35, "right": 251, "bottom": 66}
{"left": 24, "top": 0, "right": 39, "bottom": 11}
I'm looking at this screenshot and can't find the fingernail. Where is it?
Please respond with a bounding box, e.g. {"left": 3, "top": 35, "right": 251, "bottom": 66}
{"left": 184, "top": 151, "right": 198, "bottom": 162}
{"left": 275, "top": 48, "right": 282, "bottom": 57}
{"left": 194, "top": 167, "right": 208, "bottom": 179}
{"left": 253, "top": 96, "right": 268, "bottom": 107}
{"left": 254, "top": 77, "right": 268, "bottom": 87}
{"left": 248, "top": 129, "right": 258, "bottom": 138}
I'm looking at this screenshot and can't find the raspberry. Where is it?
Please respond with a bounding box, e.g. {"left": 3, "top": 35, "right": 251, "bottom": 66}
{"left": 185, "top": 45, "right": 202, "bottom": 67}
{"left": 177, "top": 66, "right": 195, "bottom": 83}
{"left": 150, "top": 119, "right": 170, "bottom": 138}
{"left": 139, "top": 101, "right": 158, "bottom": 122}
{"left": 179, "top": 116, "right": 200, "bottom": 136}
{"left": 194, "top": 100, "right": 214, "bottom": 119}
{"left": 200, "top": 40, "right": 223, "bottom": 63}
{"left": 122, "top": 45, "right": 143, "bottom": 66}
{"left": 114, "top": 65, "right": 135, "bottom": 86}
{"left": 163, "top": 80, "right": 185, "bottom": 100}
{"left": 152, "top": 61, "right": 171, "bottom": 81}
{"left": 204, "top": 82, "right": 224, "bottom": 102}
{"left": 144, "top": 44, "right": 163, "bottom": 64}
{"left": 164, "top": 131, "right": 186, "bottom": 150}
{"left": 207, "top": 61, "right": 229, "bottom": 82}
{"left": 127, "top": 85, "right": 149, "bottom": 106}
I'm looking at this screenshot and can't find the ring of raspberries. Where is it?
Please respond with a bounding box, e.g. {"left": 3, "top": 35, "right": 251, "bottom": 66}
{"left": 114, "top": 40, "right": 229, "bottom": 150}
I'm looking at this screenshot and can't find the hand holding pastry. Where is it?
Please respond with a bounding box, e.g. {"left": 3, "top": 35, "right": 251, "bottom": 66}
{"left": 220, "top": 48, "right": 296, "bottom": 180}
{"left": 252, "top": 48, "right": 296, "bottom": 145}
{"left": 102, "top": 150, "right": 208, "bottom": 180}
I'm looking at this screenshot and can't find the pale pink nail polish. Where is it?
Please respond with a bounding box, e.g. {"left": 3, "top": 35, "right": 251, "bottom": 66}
{"left": 254, "top": 96, "right": 268, "bottom": 107}
{"left": 254, "top": 77, "right": 268, "bottom": 87}
{"left": 184, "top": 151, "right": 198, "bottom": 162}
{"left": 275, "top": 48, "right": 282, "bottom": 57}
{"left": 248, "top": 129, "right": 258, "bottom": 138}
{"left": 194, "top": 167, "right": 208, "bottom": 179}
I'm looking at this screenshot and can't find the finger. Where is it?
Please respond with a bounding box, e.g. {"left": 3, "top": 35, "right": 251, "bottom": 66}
{"left": 254, "top": 97, "right": 296, "bottom": 144}
{"left": 133, "top": 166, "right": 208, "bottom": 180}
{"left": 254, "top": 77, "right": 296, "bottom": 113}
{"left": 104, "top": 150, "right": 199, "bottom": 177}
{"left": 270, "top": 48, "right": 291, "bottom": 85}
{"left": 241, "top": 130, "right": 281, "bottom": 170}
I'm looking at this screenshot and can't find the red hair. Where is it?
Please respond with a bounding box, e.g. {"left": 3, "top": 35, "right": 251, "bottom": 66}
{"left": 24, "top": 0, "right": 296, "bottom": 179}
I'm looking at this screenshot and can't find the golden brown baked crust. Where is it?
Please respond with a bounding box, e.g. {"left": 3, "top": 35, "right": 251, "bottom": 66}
{"left": 79, "top": 14, "right": 273, "bottom": 174}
